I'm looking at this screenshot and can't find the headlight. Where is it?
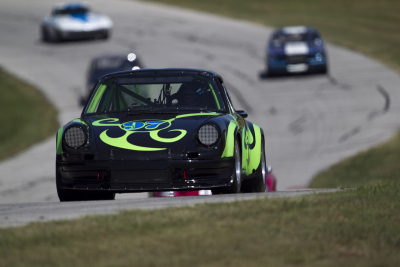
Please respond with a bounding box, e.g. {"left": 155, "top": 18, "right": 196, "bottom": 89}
{"left": 198, "top": 124, "right": 219, "bottom": 146}
{"left": 315, "top": 53, "right": 323, "bottom": 61}
{"left": 314, "top": 38, "right": 323, "bottom": 46}
{"left": 64, "top": 126, "right": 87, "bottom": 149}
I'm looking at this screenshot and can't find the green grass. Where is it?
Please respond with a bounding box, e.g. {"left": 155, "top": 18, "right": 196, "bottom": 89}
{"left": 0, "top": 68, "right": 58, "bottom": 161}
{"left": 1, "top": 182, "right": 400, "bottom": 266}
{"left": 145, "top": 0, "right": 400, "bottom": 73}
{"left": 311, "top": 132, "right": 400, "bottom": 188}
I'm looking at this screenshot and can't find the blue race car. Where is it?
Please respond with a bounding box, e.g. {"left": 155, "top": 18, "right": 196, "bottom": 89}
{"left": 266, "top": 26, "right": 328, "bottom": 76}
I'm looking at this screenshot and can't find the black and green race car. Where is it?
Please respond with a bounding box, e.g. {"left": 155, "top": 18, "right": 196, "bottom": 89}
{"left": 56, "top": 68, "right": 267, "bottom": 201}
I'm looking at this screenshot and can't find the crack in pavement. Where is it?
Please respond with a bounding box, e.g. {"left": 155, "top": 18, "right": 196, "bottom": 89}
{"left": 289, "top": 116, "right": 307, "bottom": 135}
{"left": 339, "top": 126, "right": 361, "bottom": 143}
{"left": 327, "top": 75, "right": 351, "bottom": 90}
{"left": 339, "top": 84, "right": 391, "bottom": 142}
{"left": 224, "top": 66, "right": 256, "bottom": 86}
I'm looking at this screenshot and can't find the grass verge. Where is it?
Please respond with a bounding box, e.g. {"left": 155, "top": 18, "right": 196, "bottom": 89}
{"left": 1, "top": 182, "right": 400, "bottom": 266}
{"left": 311, "top": 132, "right": 400, "bottom": 188}
{"left": 0, "top": 67, "right": 58, "bottom": 161}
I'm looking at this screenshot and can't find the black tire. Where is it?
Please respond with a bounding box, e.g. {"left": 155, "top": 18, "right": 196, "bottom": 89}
{"left": 224, "top": 140, "right": 242, "bottom": 194}
{"left": 321, "top": 64, "right": 328, "bottom": 74}
{"left": 86, "top": 191, "right": 116, "bottom": 201}
{"left": 102, "top": 30, "right": 110, "bottom": 40}
{"left": 315, "top": 64, "right": 328, "bottom": 75}
{"left": 41, "top": 26, "right": 49, "bottom": 42}
{"left": 211, "top": 140, "right": 241, "bottom": 195}
{"left": 266, "top": 71, "right": 273, "bottom": 78}
{"left": 48, "top": 29, "right": 61, "bottom": 43}
{"left": 253, "top": 139, "right": 267, "bottom": 192}
{"left": 241, "top": 138, "right": 266, "bottom": 193}
{"left": 211, "top": 187, "right": 224, "bottom": 195}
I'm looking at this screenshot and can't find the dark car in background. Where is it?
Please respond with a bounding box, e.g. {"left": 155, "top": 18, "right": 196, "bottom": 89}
{"left": 266, "top": 26, "right": 328, "bottom": 76}
{"left": 86, "top": 53, "right": 143, "bottom": 95}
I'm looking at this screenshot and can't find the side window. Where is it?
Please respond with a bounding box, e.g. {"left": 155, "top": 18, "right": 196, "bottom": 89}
{"left": 222, "top": 84, "right": 236, "bottom": 113}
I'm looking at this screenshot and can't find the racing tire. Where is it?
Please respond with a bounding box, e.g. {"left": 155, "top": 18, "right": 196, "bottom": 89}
{"left": 48, "top": 29, "right": 61, "bottom": 43}
{"left": 241, "top": 138, "right": 266, "bottom": 193}
{"left": 57, "top": 188, "right": 115, "bottom": 202}
{"left": 266, "top": 70, "right": 274, "bottom": 78}
{"left": 225, "top": 140, "right": 242, "bottom": 193}
{"left": 211, "top": 187, "right": 224, "bottom": 195}
{"left": 102, "top": 30, "right": 110, "bottom": 40}
{"left": 41, "top": 26, "right": 49, "bottom": 42}
{"left": 253, "top": 139, "right": 267, "bottom": 192}
{"left": 211, "top": 140, "right": 241, "bottom": 195}
{"left": 320, "top": 64, "right": 328, "bottom": 75}
{"left": 86, "top": 191, "right": 116, "bottom": 201}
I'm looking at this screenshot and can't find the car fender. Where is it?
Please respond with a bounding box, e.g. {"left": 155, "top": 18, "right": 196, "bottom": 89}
{"left": 56, "top": 118, "right": 92, "bottom": 156}
{"left": 221, "top": 119, "right": 239, "bottom": 158}
{"left": 242, "top": 122, "right": 263, "bottom": 176}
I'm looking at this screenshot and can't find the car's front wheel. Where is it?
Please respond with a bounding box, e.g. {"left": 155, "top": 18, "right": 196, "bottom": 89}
{"left": 41, "top": 26, "right": 49, "bottom": 42}
{"left": 241, "top": 138, "right": 266, "bottom": 193}
{"left": 211, "top": 140, "right": 242, "bottom": 195}
{"left": 253, "top": 139, "right": 267, "bottom": 192}
{"left": 102, "top": 30, "right": 110, "bottom": 39}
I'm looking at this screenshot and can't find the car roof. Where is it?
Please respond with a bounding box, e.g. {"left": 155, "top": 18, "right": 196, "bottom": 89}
{"left": 100, "top": 68, "right": 221, "bottom": 79}
{"left": 92, "top": 53, "right": 138, "bottom": 61}
{"left": 54, "top": 2, "right": 90, "bottom": 11}
{"left": 273, "top": 26, "right": 319, "bottom": 36}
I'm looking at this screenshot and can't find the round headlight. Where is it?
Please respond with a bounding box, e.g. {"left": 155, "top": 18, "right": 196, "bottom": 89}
{"left": 198, "top": 124, "right": 219, "bottom": 146}
{"left": 64, "top": 126, "right": 87, "bottom": 149}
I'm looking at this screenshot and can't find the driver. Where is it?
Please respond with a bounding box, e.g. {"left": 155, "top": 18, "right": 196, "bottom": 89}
{"left": 175, "top": 80, "right": 207, "bottom": 107}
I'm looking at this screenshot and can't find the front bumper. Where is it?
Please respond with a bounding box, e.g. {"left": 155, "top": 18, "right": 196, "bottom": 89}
{"left": 267, "top": 54, "right": 327, "bottom": 74}
{"left": 58, "top": 29, "right": 109, "bottom": 40}
{"left": 56, "top": 158, "right": 234, "bottom": 192}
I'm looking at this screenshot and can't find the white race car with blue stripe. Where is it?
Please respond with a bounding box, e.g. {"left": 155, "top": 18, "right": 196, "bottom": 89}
{"left": 41, "top": 2, "right": 113, "bottom": 42}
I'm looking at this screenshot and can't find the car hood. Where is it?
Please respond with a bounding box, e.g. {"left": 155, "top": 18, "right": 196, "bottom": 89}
{"left": 54, "top": 13, "right": 112, "bottom": 30}
{"left": 284, "top": 41, "right": 309, "bottom": 56}
{"left": 87, "top": 112, "right": 223, "bottom": 161}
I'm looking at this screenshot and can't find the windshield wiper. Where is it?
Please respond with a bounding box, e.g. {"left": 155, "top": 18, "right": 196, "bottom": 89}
{"left": 123, "top": 109, "right": 179, "bottom": 116}
{"left": 175, "top": 107, "right": 211, "bottom": 112}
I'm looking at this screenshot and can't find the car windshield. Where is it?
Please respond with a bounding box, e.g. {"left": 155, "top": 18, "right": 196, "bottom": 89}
{"left": 90, "top": 57, "right": 141, "bottom": 83}
{"left": 85, "top": 73, "right": 226, "bottom": 114}
{"left": 53, "top": 7, "right": 89, "bottom": 15}
{"left": 271, "top": 32, "right": 320, "bottom": 46}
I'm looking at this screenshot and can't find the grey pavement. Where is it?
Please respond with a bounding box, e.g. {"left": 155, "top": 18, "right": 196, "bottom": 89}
{"left": 0, "top": 189, "right": 338, "bottom": 228}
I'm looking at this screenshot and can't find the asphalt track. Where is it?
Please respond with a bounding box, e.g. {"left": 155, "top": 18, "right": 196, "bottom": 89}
{"left": 0, "top": 0, "right": 400, "bottom": 226}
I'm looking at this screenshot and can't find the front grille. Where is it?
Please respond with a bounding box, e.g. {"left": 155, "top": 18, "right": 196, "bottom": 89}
{"left": 64, "top": 30, "right": 106, "bottom": 39}
{"left": 112, "top": 170, "right": 170, "bottom": 184}
{"left": 287, "top": 56, "right": 306, "bottom": 64}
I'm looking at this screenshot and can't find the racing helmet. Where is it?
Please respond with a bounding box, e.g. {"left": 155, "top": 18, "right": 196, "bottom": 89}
{"left": 178, "top": 80, "right": 207, "bottom": 107}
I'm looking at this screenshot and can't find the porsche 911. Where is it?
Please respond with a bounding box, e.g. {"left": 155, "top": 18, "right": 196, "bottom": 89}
{"left": 56, "top": 68, "right": 267, "bottom": 201}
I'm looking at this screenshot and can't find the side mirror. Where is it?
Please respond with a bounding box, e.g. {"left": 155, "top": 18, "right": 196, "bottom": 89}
{"left": 236, "top": 110, "right": 248, "bottom": 118}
